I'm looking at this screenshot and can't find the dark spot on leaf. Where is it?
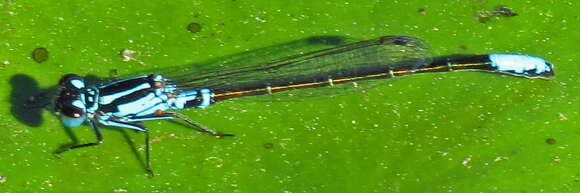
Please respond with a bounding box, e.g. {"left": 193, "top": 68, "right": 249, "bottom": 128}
{"left": 475, "top": 5, "right": 518, "bottom": 23}
{"left": 263, "top": 142, "right": 273, "bottom": 149}
{"left": 494, "top": 6, "right": 518, "bottom": 17}
{"left": 418, "top": 8, "right": 426, "bottom": 15}
{"left": 545, "top": 138, "right": 556, "bottom": 144}
{"left": 31, "top": 47, "right": 49, "bottom": 63}
{"left": 187, "top": 22, "right": 202, "bottom": 33}
{"left": 109, "top": 69, "right": 119, "bottom": 79}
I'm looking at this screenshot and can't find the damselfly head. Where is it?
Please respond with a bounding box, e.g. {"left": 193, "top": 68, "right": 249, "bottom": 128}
{"left": 54, "top": 74, "right": 88, "bottom": 127}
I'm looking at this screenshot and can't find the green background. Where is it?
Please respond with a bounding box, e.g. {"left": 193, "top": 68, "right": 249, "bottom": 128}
{"left": 1, "top": 0, "right": 579, "bottom": 192}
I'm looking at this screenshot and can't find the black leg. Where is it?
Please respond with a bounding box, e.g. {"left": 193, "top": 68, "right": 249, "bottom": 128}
{"left": 77, "top": 113, "right": 232, "bottom": 176}
{"left": 144, "top": 129, "right": 154, "bottom": 178}
{"left": 163, "top": 112, "right": 234, "bottom": 138}
{"left": 56, "top": 120, "right": 103, "bottom": 154}
{"left": 127, "top": 112, "right": 235, "bottom": 137}
{"left": 59, "top": 119, "right": 156, "bottom": 176}
{"left": 101, "top": 120, "right": 154, "bottom": 177}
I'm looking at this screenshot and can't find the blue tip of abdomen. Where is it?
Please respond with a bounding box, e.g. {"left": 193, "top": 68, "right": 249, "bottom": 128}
{"left": 488, "top": 53, "right": 554, "bottom": 78}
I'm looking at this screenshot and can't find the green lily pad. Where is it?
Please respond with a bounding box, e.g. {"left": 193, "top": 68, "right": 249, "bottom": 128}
{"left": 0, "top": 0, "right": 578, "bottom": 192}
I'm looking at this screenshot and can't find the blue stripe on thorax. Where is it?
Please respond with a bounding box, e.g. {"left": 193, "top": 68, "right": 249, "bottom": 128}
{"left": 95, "top": 74, "right": 214, "bottom": 120}
{"left": 100, "top": 82, "right": 152, "bottom": 105}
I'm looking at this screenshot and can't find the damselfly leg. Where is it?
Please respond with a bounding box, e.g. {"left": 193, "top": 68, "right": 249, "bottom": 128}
{"left": 64, "top": 120, "right": 103, "bottom": 150}
{"left": 56, "top": 111, "right": 232, "bottom": 176}
{"left": 160, "top": 112, "right": 235, "bottom": 138}
{"left": 55, "top": 118, "right": 154, "bottom": 175}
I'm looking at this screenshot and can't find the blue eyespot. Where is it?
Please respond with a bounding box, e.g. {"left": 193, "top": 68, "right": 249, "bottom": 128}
{"left": 60, "top": 113, "right": 87, "bottom": 127}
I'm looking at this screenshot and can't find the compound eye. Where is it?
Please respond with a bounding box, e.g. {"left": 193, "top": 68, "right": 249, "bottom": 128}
{"left": 58, "top": 74, "right": 85, "bottom": 89}
{"left": 59, "top": 100, "right": 87, "bottom": 128}
{"left": 61, "top": 103, "right": 84, "bottom": 118}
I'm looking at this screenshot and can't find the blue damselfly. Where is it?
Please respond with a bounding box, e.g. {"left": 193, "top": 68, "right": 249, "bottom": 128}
{"left": 53, "top": 35, "right": 554, "bottom": 175}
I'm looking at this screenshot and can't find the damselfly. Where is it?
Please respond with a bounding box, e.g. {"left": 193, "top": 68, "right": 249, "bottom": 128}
{"left": 53, "top": 35, "right": 554, "bottom": 175}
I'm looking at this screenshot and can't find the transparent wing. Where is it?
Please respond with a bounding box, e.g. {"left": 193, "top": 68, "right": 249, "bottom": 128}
{"left": 163, "top": 36, "right": 431, "bottom": 99}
